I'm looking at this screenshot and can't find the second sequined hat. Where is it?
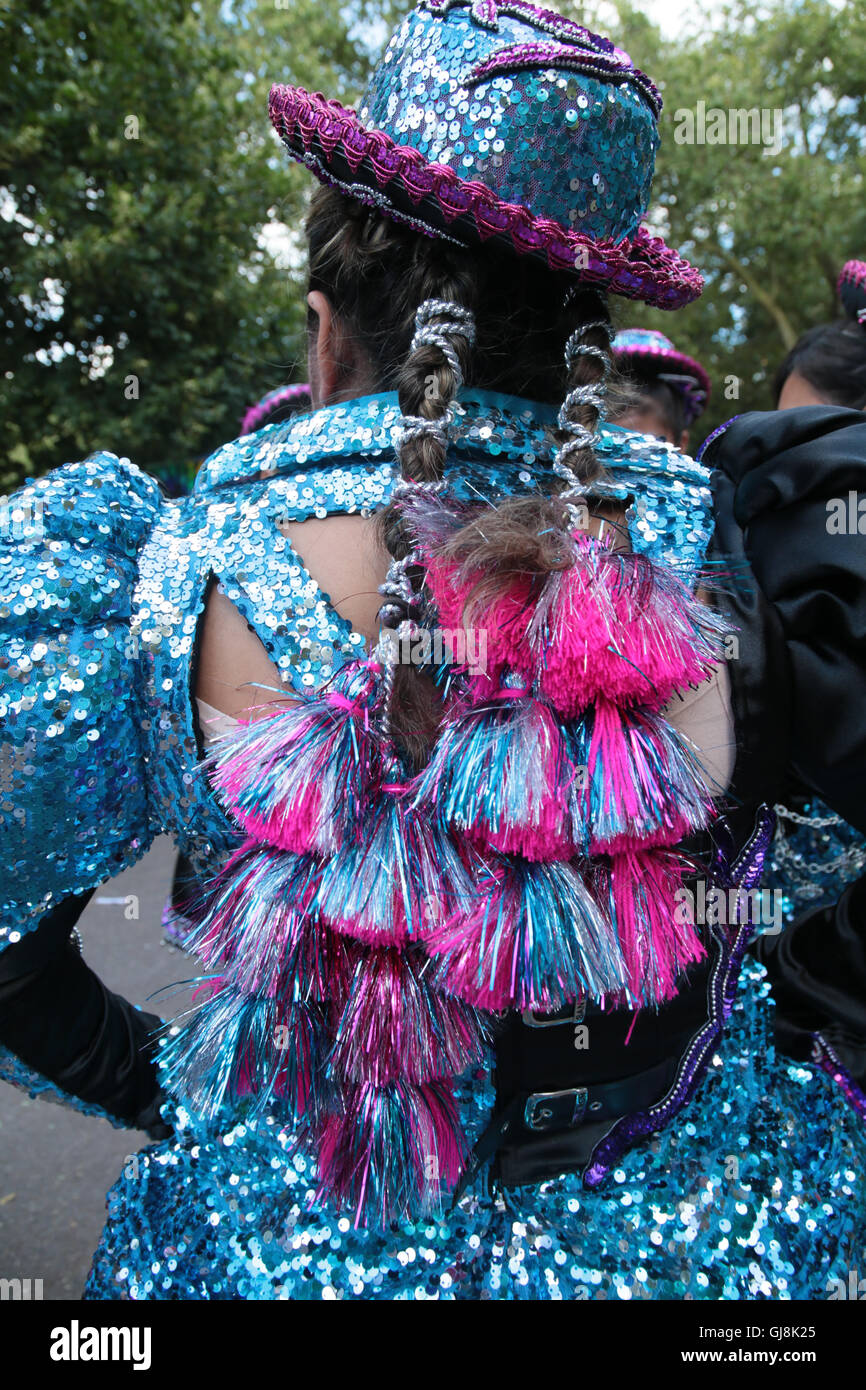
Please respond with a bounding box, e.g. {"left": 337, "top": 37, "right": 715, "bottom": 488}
{"left": 838, "top": 260, "right": 866, "bottom": 324}
{"left": 269, "top": 0, "right": 703, "bottom": 309}
{"left": 613, "top": 327, "right": 710, "bottom": 424}
{"left": 240, "top": 383, "right": 312, "bottom": 435}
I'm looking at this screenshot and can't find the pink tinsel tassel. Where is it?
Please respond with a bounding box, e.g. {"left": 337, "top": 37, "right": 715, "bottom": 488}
{"left": 207, "top": 662, "right": 380, "bottom": 855}
{"left": 426, "top": 856, "right": 628, "bottom": 1012}
{"left": 315, "top": 1079, "right": 467, "bottom": 1227}
{"left": 536, "top": 543, "right": 727, "bottom": 716}
{"left": 329, "top": 947, "right": 488, "bottom": 1087}
{"left": 594, "top": 848, "right": 705, "bottom": 1005}
{"left": 576, "top": 700, "right": 712, "bottom": 854}
{"left": 411, "top": 692, "right": 578, "bottom": 861}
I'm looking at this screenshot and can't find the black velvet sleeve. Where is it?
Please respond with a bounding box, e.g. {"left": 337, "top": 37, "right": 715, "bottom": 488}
{"left": 704, "top": 404, "right": 866, "bottom": 833}
{"left": 0, "top": 893, "right": 170, "bottom": 1137}
{"left": 704, "top": 406, "right": 866, "bottom": 1085}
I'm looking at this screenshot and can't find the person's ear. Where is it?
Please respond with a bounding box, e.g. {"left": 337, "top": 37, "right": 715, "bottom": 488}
{"left": 307, "top": 290, "right": 337, "bottom": 407}
{"left": 306, "top": 290, "right": 375, "bottom": 407}
{"left": 679, "top": 428, "right": 691, "bottom": 453}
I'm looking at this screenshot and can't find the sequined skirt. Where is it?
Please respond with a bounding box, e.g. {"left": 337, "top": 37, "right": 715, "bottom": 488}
{"left": 85, "top": 961, "right": 866, "bottom": 1300}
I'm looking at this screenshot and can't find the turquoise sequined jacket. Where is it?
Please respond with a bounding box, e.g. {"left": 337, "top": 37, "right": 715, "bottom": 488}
{"left": 0, "top": 388, "right": 715, "bottom": 958}
{"left": 5, "top": 389, "right": 863, "bottom": 1127}
{"left": 5, "top": 392, "right": 866, "bottom": 1307}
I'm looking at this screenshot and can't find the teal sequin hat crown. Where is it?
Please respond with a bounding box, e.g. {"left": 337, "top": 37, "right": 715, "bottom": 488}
{"left": 269, "top": 0, "right": 703, "bottom": 309}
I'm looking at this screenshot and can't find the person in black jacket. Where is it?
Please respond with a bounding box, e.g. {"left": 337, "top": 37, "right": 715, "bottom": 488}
{"left": 703, "top": 260, "right": 866, "bottom": 1090}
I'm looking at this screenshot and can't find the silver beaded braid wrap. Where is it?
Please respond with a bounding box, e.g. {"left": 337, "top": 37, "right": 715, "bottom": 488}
{"left": 375, "top": 299, "right": 477, "bottom": 747}
{"left": 553, "top": 318, "right": 614, "bottom": 520}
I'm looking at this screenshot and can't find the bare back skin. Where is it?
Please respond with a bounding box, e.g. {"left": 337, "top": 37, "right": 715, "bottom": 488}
{"left": 195, "top": 514, "right": 389, "bottom": 721}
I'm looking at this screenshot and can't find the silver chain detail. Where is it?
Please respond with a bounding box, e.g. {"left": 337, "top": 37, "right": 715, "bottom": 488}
{"left": 771, "top": 803, "right": 866, "bottom": 889}
{"left": 773, "top": 802, "right": 844, "bottom": 830}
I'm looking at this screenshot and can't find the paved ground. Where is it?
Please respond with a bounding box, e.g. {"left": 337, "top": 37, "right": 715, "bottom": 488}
{"left": 0, "top": 836, "right": 193, "bottom": 1299}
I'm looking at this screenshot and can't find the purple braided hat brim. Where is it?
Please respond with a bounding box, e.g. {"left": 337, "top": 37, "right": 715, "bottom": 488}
{"left": 269, "top": 85, "right": 704, "bottom": 310}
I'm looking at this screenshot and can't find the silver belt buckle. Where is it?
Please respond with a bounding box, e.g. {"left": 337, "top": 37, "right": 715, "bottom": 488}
{"left": 523, "top": 1087, "right": 588, "bottom": 1132}
{"left": 521, "top": 996, "right": 586, "bottom": 1028}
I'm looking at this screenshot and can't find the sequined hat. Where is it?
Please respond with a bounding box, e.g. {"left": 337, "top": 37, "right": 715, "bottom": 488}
{"left": 613, "top": 327, "right": 710, "bottom": 424}
{"left": 838, "top": 260, "right": 866, "bottom": 324}
{"left": 269, "top": 0, "right": 703, "bottom": 309}
{"left": 241, "top": 382, "right": 312, "bottom": 435}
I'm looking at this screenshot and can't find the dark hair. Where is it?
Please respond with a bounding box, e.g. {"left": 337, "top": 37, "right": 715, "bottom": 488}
{"left": 774, "top": 321, "right": 866, "bottom": 410}
{"left": 619, "top": 372, "right": 686, "bottom": 441}
{"left": 304, "top": 185, "right": 634, "bottom": 766}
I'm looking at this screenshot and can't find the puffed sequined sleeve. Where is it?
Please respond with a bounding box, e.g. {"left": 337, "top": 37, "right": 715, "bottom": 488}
{"left": 0, "top": 455, "right": 163, "bottom": 950}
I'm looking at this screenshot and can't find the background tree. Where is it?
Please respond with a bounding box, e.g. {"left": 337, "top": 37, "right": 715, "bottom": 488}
{"left": 0, "top": 0, "right": 388, "bottom": 492}
{"left": 2, "top": 0, "right": 864, "bottom": 492}
{"left": 582, "top": 0, "right": 866, "bottom": 438}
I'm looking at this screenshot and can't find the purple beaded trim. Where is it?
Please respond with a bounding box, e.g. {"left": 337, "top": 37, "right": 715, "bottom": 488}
{"left": 268, "top": 86, "right": 703, "bottom": 309}
{"left": 812, "top": 1033, "right": 866, "bottom": 1126}
{"left": 695, "top": 413, "right": 744, "bottom": 463}
{"left": 424, "top": 0, "right": 620, "bottom": 59}
{"left": 583, "top": 806, "right": 776, "bottom": 1188}
{"left": 468, "top": 42, "right": 661, "bottom": 119}
{"left": 431, "top": 0, "right": 499, "bottom": 31}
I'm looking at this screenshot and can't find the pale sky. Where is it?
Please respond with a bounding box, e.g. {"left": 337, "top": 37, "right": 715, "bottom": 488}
{"left": 632, "top": 0, "right": 710, "bottom": 34}
{"left": 602, "top": 0, "right": 848, "bottom": 37}
{"left": 592, "top": 0, "right": 718, "bottom": 38}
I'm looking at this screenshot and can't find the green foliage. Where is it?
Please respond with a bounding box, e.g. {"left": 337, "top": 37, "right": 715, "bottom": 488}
{"left": 0, "top": 0, "right": 388, "bottom": 492}
{"left": 575, "top": 0, "right": 866, "bottom": 438}
{"left": 2, "top": 0, "right": 863, "bottom": 489}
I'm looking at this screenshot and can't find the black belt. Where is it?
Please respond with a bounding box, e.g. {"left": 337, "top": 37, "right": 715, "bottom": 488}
{"left": 451, "top": 950, "right": 715, "bottom": 1205}
{"left": 448, "top": 814, "right": 773, "bottom": 1204}
{"left": 452, "top": 1051, "right": 677, "bottom": 1204}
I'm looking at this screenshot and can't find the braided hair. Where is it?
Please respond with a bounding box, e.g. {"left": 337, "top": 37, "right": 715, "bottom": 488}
{"left": 305, "top": 185, "right": 634, "bottom": 765}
